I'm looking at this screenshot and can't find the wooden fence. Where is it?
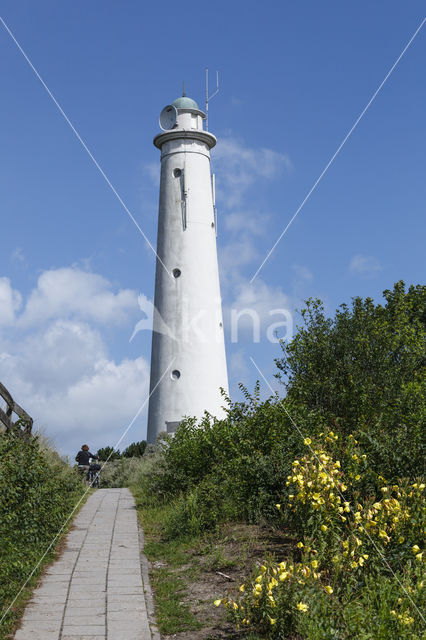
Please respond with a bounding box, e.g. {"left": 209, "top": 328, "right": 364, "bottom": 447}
{"left": 0, "top": 381, "right": 33, "bottom": 437}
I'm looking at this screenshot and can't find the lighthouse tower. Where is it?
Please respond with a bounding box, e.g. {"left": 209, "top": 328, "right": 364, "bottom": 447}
{"left": 146, "top": 95, "right": 229, "bottom": 444}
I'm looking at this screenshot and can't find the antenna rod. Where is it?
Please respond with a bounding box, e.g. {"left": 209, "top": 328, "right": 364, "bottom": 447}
{"left": 205, "top": 68, "right": 209, "bottom": 130}
{"left": 205, "top": 68, "right": 220, "bottom": 131}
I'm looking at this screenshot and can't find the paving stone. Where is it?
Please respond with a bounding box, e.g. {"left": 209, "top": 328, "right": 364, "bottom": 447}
{"left": 66, "top": 598, "right": 106, "bottom": 609}
{"left": 63, "top": 615, "right": 105, "bottom": 626}
{"left": 64, "top": 607, "right": 105, "bottom": 617}
{"left": 62, "top": 626, "right": 105, "bottom": 636}
{"left": 15, "top": 632, "right": 60, "bottom": 640}
{"left": 62, "top": 637, "right": 105, "bottom": 640}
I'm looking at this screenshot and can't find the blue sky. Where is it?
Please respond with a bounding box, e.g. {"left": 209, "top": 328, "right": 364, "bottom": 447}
{"left": 0, "top": 1, "right": 424, "bottom": 457}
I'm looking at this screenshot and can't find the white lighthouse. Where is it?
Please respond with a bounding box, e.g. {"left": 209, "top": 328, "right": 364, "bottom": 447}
{"left": 146, "top": 94, "right": 229, "bottom": 444}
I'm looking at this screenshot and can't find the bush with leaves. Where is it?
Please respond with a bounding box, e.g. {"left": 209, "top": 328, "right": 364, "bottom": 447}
{"left": 276, "top": 281, "right": 425, "bottom": 478}
{"left": 0, "top": 433, "right": 84, "bottom": 638}
{"left": 217, "top": 433, "right": 425, "bottom": 639}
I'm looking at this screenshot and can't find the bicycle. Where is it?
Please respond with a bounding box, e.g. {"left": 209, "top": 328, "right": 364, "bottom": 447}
{"left": 87, "top": 463, "right": 101, "bottom": 488}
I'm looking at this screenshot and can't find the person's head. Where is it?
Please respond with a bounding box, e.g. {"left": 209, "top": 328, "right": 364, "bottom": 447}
{"left": 81, "top": 444, "right": 89, "bottom": 451}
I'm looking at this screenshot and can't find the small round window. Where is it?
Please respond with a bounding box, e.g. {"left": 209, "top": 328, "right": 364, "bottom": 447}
{"left": 172, "top": 268, "right": 181, "bottom": 278}
{"left": 173, "top": 168, "right": 182, "bottom": 178}
{"left": 171, "top": 370, "right": 181, "bottom": 380}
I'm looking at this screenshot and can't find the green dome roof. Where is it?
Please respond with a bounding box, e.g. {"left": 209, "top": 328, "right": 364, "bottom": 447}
{"left": 172, "top": 96, "right": 200, "bottom": 110}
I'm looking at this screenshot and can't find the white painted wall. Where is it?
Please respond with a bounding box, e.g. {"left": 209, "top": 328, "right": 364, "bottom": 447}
{"left": 147, "top": 107, "right": 229, "bottom": 443}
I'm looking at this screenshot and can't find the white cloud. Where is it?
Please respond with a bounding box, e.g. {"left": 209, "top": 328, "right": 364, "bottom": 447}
{"left": 349, "top": 254, "right": 382, "bottom": 277}
{"left": 225, "top": 279, "right": 293, "bottom": 344}
{"left": 0, "top": 268, "right": 150, "bottom": 456}
{"left": 18, "top": 267, "right": 138, "bottom": 328}
{"left": 31, "top": 355, "right": 149, "bottom": 454}
{"left": 213, "top": 137, "right": 291, "bottom": 207}
{"left": 0, "top": 277, "right": 22, "bottom": 326}
{"left": 219, "top": 237, "right": 260, "bottom": 280}
{"left": 224, "top": 210, "right": 268, "bottom": 236}
{"left": 145, "top": 161, "right": 160, "bottom": 187}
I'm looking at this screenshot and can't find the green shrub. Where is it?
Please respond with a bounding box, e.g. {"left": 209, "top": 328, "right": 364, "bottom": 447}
{"left": 276, "top": 281, "right": 425, "bottom": 478}
{"left": 218, "top": 436, "right": 425, "bottom": 638}
{"left": 0, "top": 433, "right": 84, "bottom": 638}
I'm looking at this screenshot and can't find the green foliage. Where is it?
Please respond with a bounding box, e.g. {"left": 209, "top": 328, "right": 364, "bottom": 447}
{"left": 96, "top": 445, "right": 121, "bottom": 461}
{"left": 122, "top": 440, "right": 147, "bottom": 458}
{"left": 275, "top": 281, "right": 425, "bottom": 478}
{"left": 100, "top": 456, "right": 147, "bottom": 488}
{"left": 149, "top": 389, "right": 327, "bottom": 536}
{"left": 221, "top": 435, "right": 425, "bottom": 638}
{"left": 0, "top": 434, "right": 84, "bottom": 638}
{"left": 96, "top": 441, "right": 147, "bottom": 463}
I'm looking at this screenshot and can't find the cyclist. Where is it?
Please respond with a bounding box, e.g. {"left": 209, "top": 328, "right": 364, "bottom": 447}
{"left": 75, "top": 444, "right": 98, "bottom": 485}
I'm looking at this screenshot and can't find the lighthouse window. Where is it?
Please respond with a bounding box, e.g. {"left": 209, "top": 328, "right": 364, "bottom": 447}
{"left": 171, "top": 370, "right": 181, "bottom": 380}
{"left": 172, "top": 268, "right": 181, "bottom": 278}
{"left": 173, "top": 168, "right": 182, "bottom": 178}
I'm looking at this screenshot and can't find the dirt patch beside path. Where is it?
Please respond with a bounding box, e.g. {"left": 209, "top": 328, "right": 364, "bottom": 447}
{"left": 149, "top": 523, "right": 294, "bottom": 640}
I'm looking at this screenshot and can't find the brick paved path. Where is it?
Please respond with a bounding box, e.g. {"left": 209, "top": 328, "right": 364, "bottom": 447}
{"left": 14, "top": 488, "right": 159, "bottom": 640}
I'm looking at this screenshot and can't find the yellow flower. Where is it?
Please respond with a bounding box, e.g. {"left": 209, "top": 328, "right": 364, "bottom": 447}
{"left": 304, "top": 437, "right": 312, "bottom": 445}
{"left": 325, "top": 585, "right": 333, "bottom": 594}
{"left": 214, "top": 599, "right": 222, "bottom": 606}
{"left": 415, "top": 552, "right": 423, "bottom": 562}
{"left": 239, "top": 584, "right": 245, "bottom": 592}
{"left": 355, "top": 474, "right": 361, "bottom": 480}
{"left": 275, "top": 503, "right": 281, "bottom": 510}
{"left": 279, "top": 571, "right": 289, "bottom": 581}
{"left": 321, "top": 524, "right": 328, "bottom": 532}
{"left": 296, "top": 602, "right": 308, "bottom": 612}
{"left": 311, "top": 560, "right": 319, "bottom": 569}
{"left": 269, "top": 617, "right": 276, "bottom": 625}
{"left": 233, "top": 602, "right": 238, "bottom": 610}
{"left": 297, "top": 542, "right": 304, "bottom": 549}
{"left": 255, "top": 575, "right": 263, "bottom": 583}
{"left": 260, "top": 565, "right": 267, "bottom": 573}
{"left": 412, "top": 545, "right": 420, "bottom": 554}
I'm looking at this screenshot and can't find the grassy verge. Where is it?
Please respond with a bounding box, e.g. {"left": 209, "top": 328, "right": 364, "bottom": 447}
{"left": 131, "top": 486, "right": 292, "bottom": 640}
{"left": 132, "top": 490, "right": 203, "bottom": 636}
{"left": 0, "top": 434, "right": 87, "bottom": 640}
